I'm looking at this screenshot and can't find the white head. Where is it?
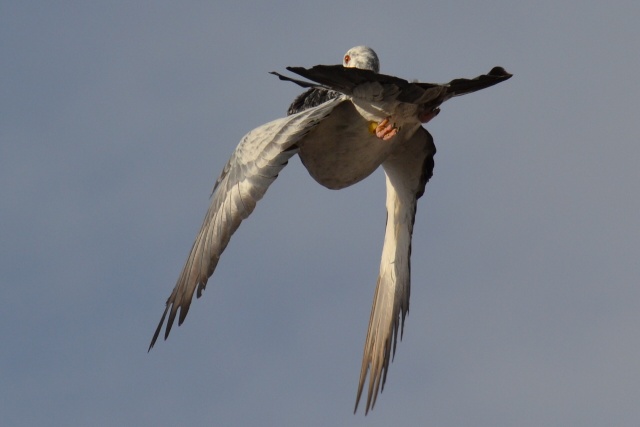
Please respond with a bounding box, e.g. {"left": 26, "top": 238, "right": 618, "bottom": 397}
{"left": 342, "top": 46, "right": 380, "bottom": 73}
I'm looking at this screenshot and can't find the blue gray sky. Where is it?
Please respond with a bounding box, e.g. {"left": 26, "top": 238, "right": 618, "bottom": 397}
{"left": 2, "top": 1, "right": 639, "bottom": 425}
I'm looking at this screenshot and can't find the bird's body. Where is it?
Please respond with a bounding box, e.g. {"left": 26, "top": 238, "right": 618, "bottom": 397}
{"left": 150, "top": 46, "right": 512, "bottom": 414}
{"left": 298, "top": 99, "right": 408, "bottom": 189}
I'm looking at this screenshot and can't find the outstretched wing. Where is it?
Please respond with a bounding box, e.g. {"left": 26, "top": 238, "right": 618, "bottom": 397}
{"left": 355, "top": 127, "right": 436, "bottom": 414}
{"left": 274, "top": 65, "right": 512, "bottom": 107}
{"left": 149, "top": 97, "right": 345, "bottom": 350}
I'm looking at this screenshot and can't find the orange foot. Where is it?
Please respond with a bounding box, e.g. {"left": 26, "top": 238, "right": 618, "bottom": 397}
{"left": 369, "top": 118, "right": 399, "bottom": 141}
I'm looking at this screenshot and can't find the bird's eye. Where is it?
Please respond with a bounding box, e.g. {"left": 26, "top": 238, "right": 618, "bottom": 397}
{"left": 344, "top": 54, "right": 350, "bottom": 64}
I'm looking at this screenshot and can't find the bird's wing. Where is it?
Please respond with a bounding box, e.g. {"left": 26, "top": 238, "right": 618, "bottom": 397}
{"left": 286, "top": 87, "right": 342, "bottom": 116}
{"left": 274, "top": 65, "right": 512, "bottom": 107}
{"left": 355, "top": 127, "right": 436, "bottom": 414}
{"left": 149, "top": 96, "right": 345, "bottom": 350}
{"left": 272, "top": 66, "right": 411, "bottom": 103}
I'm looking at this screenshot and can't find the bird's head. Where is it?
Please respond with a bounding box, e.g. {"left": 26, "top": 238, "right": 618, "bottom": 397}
{"left": 343, "top": 46, "right": 380, "bottom": 73}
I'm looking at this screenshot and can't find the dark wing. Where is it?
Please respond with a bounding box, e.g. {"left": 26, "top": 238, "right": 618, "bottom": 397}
{"left": 286, "top": 88, "right": 342, "bottom": 116}
{"left": 275, "top": 65, "right": 512, "bottom": 107}
{"left": 443, "top": 66, "right": 513, "bottom": 97}
{"left": 149, "top": 97, "right": 344, "bottom": 350}
{"left": 269, "top": 70, "right": 344, "bottom": 116}
{"left": 355, "top": 127, "right": 436, "bottom": 414}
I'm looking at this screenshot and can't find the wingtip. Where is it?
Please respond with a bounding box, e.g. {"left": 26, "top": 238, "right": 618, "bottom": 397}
{"left": 148, "top": 328, "right": 161, "bottom": 352}
{"left": 269, "top": 71, "right": 288, "bottom": 81}
{"left": 148, "top": 304, "right": 171, "bottom": 352}
{"left": 353, "top": 398, "right": 372, "bottom": 416}
{"left": 489, "top": 66, "right": 513, "bottom": 78}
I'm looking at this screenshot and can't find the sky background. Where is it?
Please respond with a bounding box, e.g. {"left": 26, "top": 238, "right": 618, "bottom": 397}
{"left": 2, "top": 1, "right": 639, "bottom": 426}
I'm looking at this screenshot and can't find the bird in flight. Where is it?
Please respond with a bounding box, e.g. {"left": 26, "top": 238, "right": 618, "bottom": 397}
{"left": 149, "top": 46, "right": 512, "bottom": 414}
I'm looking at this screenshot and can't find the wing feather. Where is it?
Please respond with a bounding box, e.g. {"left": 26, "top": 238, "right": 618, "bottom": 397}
{"left": 355, "top": 127, "right": 436, "bottom": 413}
{"left": 149, "top": 97, "right": 344, "bottom": 350}
{"left": 276, "top": 65, "right": 512, "bottom": 107}
{"left": 285, "top": 88, "right": 342, "bottom": 115}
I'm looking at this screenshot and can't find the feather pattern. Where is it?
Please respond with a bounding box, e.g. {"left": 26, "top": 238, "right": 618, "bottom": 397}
{"left": 355, "top": 127, "right": 435, "bottom": 414}
{"left": 278, "top": 64, "right": 512, "bottom": 112}
{"left": 149, "top": 97, "right": 343, "bottom": 350}
{"left": 286, "top": 88, "right": 342, "bottom": 115}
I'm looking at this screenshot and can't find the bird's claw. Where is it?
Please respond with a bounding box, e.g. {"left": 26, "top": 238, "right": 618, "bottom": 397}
{"left": 369, "top": 109, "right": 439, "bottom": 141}
{"left": 369, "top": 117, "right": 399, "bottom": 141}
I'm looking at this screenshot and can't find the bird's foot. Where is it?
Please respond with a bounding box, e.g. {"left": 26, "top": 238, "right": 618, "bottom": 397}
{"left": 418, "top": 107, "right": 441, "bottom": 124}
{"left": 368, "top": 117, "right": 399, "bottom": 141}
